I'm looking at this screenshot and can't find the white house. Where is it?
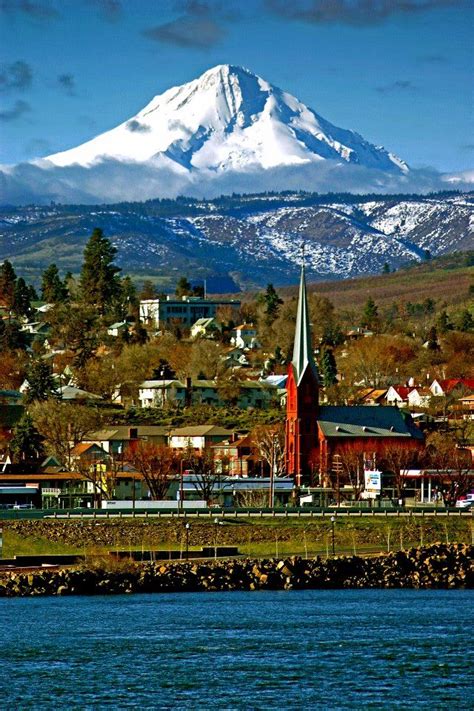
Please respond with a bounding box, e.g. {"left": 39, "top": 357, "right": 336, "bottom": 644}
{"left": 107, "top": 321, "right": 128, "bottom": 337}
{"left": 407, "top": 387, "right": 432, "bottom": 409}
{"left": 231, "top": 323, "right": 259, "bottom": 350}
{"left": 138, "top": 380, "right": 186, "bottom": 408}
{"left": 169, "top": 425, "right": 235, "bottom": 452}
{"left": 385, "top": 386, "right": 414, "bottom": 406}
{"left": 430, "top": 378, "right": 474, "bottom": 397}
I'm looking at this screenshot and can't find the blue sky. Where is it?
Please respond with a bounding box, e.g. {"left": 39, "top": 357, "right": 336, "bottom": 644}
{"left": 0, "top": 0, "right": 472, "bottom": 172}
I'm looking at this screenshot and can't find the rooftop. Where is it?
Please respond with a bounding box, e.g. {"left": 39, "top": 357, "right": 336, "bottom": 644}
{"left": 317, "top": 406, "right": 424, "bottom": 440}
{"left": 170, "top": 425, "right": 234, "bottom": 437}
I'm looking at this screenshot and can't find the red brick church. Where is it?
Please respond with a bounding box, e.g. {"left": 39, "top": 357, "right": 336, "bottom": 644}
{"left": 285, "top": 265, "right": 424, "bottom": 486}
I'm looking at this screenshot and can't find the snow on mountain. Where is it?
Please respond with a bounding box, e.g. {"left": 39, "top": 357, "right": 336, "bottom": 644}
{"left": 1, "top": 193, "right": 472, "bottom": 288}
{"left": 46, "top": 64, "right": 408, "bottom": 175}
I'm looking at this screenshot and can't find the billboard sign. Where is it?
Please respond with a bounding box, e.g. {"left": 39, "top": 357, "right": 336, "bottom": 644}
{"left": 364, "top": 469, "right": 382, "bottom": 492}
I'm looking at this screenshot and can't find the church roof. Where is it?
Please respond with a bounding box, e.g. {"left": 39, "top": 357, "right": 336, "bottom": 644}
{"left": 291, "top": 264, "right": 319, "bottom": 387}
{"left": 317, "top": 406, "right": 424, "bottom": 440}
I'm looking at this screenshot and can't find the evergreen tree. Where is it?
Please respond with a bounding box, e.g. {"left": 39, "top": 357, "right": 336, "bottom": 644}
{"left": 41, "top": 263, "right": 68, "bottom": 303}
{"left": 175, "top": 276, "right": 191, "bottom": 297}
{"left": 382, "top": 262, "right": 390, "bottom": 274}
{"left": 0, "top": 259, "right": 17, "bottom": 311}
{"left": 423, "top": 298, "right": 435, "bottom": 315}
{"left": 437, "top": 310, "right": 452, "bottom": 334}
{"left": 0, "top": 319, "right": 26, "bottom": 350}
{"left": 28, "top": 284, "right": 38, "bottom": 302}
{"left": 320, "top": 347, "right": 338, "bottom": 387}
{"left": 130, "top": 323, "right": 148, "bottom": 345}
{"left": 426, "top": 326, "right": 439, "bottom": 351}
{"left": 261, "top": 283, "right": 283, "bottom": 326}
{"left": 25, "top": 359, "right": 57, "bottom": 403}
{"left": 458, "top": 309, "right": 474, "bottom": 332}
{"left": 10, "top": 414, "right": 44, "bottom": 465}
{"left": 118, "top": 275, "right": 138, "bottom": 318}
{"left": 192, "top": 283, "right": 205, "bottom": 297}
{"left": 80, "top": 228, "right": 121, "bottom": 315}
{"left": 13, "top": 277, "right": 32, "bottom": 319}
{"left": 362, "top": 296, "right": 379, "bottom": 330}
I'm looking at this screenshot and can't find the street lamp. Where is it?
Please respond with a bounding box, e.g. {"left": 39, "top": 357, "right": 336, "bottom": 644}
{"left": 179, "top": 459, "right": 184, "bottom": 514}
{"left": 330, "top": 515, "right": 336, "bottom": 556}
{"left": 214, "top": 517, "right": 222, "bottom": 559}
{"left": 185, "top": 522, "right": 190, "bottom": 560}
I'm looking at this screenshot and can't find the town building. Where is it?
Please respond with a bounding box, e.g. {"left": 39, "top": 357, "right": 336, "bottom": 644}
{"left": 213, "top": 434, "right": 260, "bottom": 477}
{"left": 169, "top": 425, "right": 235, "bottom": 452}
{"left": 139, "top": 295, "right": 241, "bottom": 330}
{"left": 285, "top": 264, "right": 424, "bottom": 486}
{"left": 84, "top": 426, "right": 169, "bottom": 454}
{"left": 138, "top": 378, "right": 276, "bottom": 410}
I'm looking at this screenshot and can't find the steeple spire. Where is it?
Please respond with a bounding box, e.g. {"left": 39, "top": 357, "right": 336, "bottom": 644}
{"left": 291, "top": 254, "right": 319, "bottom": 386}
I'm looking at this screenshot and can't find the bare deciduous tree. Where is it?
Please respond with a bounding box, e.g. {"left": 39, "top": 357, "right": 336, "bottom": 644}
{"left": 334, "top": 446, "right": 366, "bottom": 501}
{"left": 184, "top": 447, "right": 221, "bottom": 506}
{"left": 377, "top": 444, "right": 421, "bottom": 501}
{"left": 425, "top": 431, "right": 472, "bottom": 507}
{"left": 30, "top": 400, "right": 102, "bottom": 469}
{"left": 129, "top": 442, "right": 181, "bottom": 500}
{"left": 252, "top": 423, "right": 285, "bottom": 477}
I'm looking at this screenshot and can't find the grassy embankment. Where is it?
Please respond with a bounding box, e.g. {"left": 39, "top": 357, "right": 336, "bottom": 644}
{"left": 3, "top": 516, "right": 473, "bottom": 560}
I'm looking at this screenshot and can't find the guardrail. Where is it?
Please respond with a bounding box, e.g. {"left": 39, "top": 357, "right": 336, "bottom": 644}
{"left": 0, "top": 506, "right": 472, "bottom": 521}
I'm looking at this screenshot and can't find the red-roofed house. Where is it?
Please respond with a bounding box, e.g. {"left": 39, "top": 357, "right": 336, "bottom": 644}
{"left": 385, "top": 386, "right": 415, "bottom": 406}
{"left": 430, "top": 379, "right": 474, "bottom": 397}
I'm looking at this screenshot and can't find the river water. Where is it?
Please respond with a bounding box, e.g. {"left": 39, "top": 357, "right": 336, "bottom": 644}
{"left": 1, "top": 589, "right": 472, "bottom": 710}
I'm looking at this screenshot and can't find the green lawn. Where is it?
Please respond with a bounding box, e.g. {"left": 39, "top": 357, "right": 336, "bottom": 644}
{"left": 3, "top": 516, "right": 472, "bottom": 560}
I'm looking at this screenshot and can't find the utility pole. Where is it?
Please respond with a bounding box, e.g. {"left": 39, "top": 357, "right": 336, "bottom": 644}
{"left": 269, "top": 433, "right": 277, "bottom": 508}
{"left": 332, "top": 454, "right": 343, "bottom": 506}
{"left": 185, "top": 522, "right": 190, "bottom": 560}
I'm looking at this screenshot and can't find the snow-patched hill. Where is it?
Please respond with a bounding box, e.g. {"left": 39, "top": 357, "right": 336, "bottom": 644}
{"left": 1, "top": 192, "right": 472, "bottom": 288}
{"left": 47, "top": 64, "right": 407, "bottom": 175}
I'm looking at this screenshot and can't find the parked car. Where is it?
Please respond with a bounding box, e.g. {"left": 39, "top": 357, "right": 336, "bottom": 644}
{"left": 455, "top": 493, "right": 474, "bottom": 509}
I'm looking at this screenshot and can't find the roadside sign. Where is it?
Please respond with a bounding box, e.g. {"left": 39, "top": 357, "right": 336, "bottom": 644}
{"left": 364, "top": 469, "right": 382, "bottom": 492}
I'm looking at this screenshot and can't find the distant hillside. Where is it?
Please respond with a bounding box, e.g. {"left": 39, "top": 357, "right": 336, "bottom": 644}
{"left": 277, "top": 252, "right": 474, "bottom": 310}
{"left": 0, "top": 190, "right": 472, "bottom": 290}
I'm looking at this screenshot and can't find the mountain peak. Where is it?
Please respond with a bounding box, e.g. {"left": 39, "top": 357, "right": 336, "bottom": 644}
{"left": 200, "top": 63, "right": 254, "bottom": 78}
{"left": 46, "top": 65, "right": 408, "bottom": 175}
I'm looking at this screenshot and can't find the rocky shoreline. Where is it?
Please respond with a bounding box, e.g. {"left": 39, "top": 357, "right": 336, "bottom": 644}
{"left": 0, "top": 544, "right": 472, "bottom": 597}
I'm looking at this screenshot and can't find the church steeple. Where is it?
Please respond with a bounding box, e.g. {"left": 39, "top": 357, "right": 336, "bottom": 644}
{"left": 291, "top": 263, "right": 319, "bottom": 387}
{"left": 285, "top": 252, "right": 319, "bottom": 485}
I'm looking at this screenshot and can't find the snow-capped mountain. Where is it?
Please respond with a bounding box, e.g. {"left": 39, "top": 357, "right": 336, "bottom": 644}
{"left": 46, "top": 64, "right": 408, "bottom": 175}
{"left": 1, "top": 192, "right": 472, "bottom": 288}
